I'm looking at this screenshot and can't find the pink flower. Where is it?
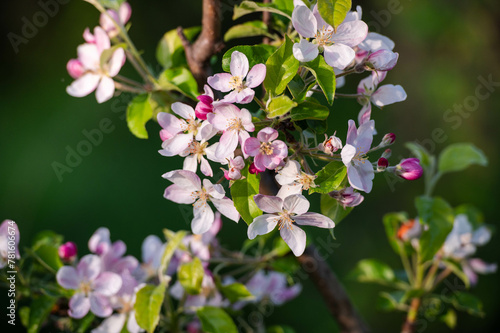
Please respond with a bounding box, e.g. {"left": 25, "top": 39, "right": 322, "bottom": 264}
{"left": 341, "top": 120, "right": 375, "bottom": 193}
{"left": 245, "top": 271, "right": 301, "bottom": 305}
{"left": 163, "top": 170, "right": 239, "bottom": 234}
{"left": 66, "top": 27, "right": 125, "bottom": 103}
{"left": 248, "top": 194, "right": 335, "bottom": 256}
{"left": 292, "top": 5, "right": 368, "bottom": 69}
{"left": 358, "top": 32, "right": 395, "bottom": 53}
{"left": 463, "top": 258, "right": 497, "bottom": 287}
{"left": 207, "top": 103, "right": 255, "bottom": 159}
{"left": 357, "top": 71, "right": 407, "bottom": 108}
{"left": 0, "top": 220, "right": 20, "bottom": 269}
{"left": 56, "top": 255, "right": 122, "bottom": 318}
{"left": 88, "top": 228, "right": 138, "bottom": 274}
{"left": 318, "top": 133, "right": 343, "bottom": 155}
{"left": 328, "top": 187, "right": 364, "bottom": 208}
{"left": 366, "top": 49, "right": 399, "bottom": 71}
{"left": 243, "top": 127, "right": 288, "bottom": 171}
{"left": 67, "top": 59, "right": 84, "bottom": 79}
{"left": 179, "top": 139, "right": 223, "bottom": 177}
{"left": 395, "top": 158, "right": 423, "bottom": 180}
{"left": 222, "top": 156, "right": 246, "bottom": 180}
{"left": 59, "top": 242, "right": 78, "bottom": 261}
{"left": 195, "top": 85, "right": 221, "bottom": 120}
{"left": 99, "top": 2, "right": 132, "bottom": 38}
{"left": 207, "top": 51, "right": 266, "bottom": 104}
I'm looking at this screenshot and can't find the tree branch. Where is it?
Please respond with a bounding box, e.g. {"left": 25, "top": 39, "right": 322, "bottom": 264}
{"left": 177, "top": 0, "right": 224, "bottom": 89}
{"left": 262, "top": 0, "right": 271, "bottom": 44}
{"left": 297, "top": 245, "right": 371, "bottom": 333}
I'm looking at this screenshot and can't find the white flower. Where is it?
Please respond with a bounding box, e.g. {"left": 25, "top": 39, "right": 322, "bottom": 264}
{"left": 275, "top": 160, "right": 317, "bottom": 198}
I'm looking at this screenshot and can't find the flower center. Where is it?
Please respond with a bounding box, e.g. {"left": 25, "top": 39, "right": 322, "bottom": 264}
{"left": 79, "top": 281, "right": 92, "bottom": 295}
{"left": 188, "top": 141, "right": 208, "bottom": 159}
{"left": 298, "top": 172, "right": 317, "bottom": 190}
{"left": 228, "top": 75, "right": 246, "bottom": 92}
{"left": 227, "top": 117, "right": 243, "bottom": 132}
{"left": 193, "top": 188, "right": 210, "bottom": 205}
{"left": 278, "top": 210, "right": 294, "bottom": 230}
{"left": 185, "top": 118, "right": 201, "bottom": 135}
{"left": 315, "top": 26, "right": 334, "bottom": 47}
{"left": 353, "top": 149, "right": 368, "bottom": 164}
{"left": 259, "top": 142, "right": 274, "bottom": 155}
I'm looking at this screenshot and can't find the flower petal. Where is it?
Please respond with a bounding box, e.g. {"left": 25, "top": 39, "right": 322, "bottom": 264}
{"left": 247, "top": 214, "right": 279, "bottom": 239}
{"left": 293, "top": 39, "right": 319, "bottom": 63}
{"left": 183, "top": 154, "right": 198, "bottom": 173}
{"left": 280, "top": 225, "right": 306, "bottom": 256}
{"left": 93, "top": 272, "right": 122, "bottom": 296}
{"left": 257, "top": 127, "right": 279, "bottom": 142}
{"left": 215, "top": 131, "right": 239, "bottom": 160}
{"left": 171, "top": 102, "right": 195, "bottom": 120}
{"left": 347, "top": 161, "right": 374, "bottom": 193}
{"left": 163, "top": 184, "right": 197, "bottom": 204}
{"left": 207, "top": 73, "right": 233, "bottom": 93}
{"left": 283, "top": 194, "right": 310, "bottom": 215}
{"left": 69, "top": 293, "right": 91, "bottom": 319}
{"left": 331, "top": 20, "right": 368, "bottom": 47}
{"left": 157, "top": 112, "right": 184, "bottom": 138}
{"left": 341, "top": 144, "right": 356, "bottom": 166}
{"left": 96, "top": 76, "right": 115, "bottom": 103}
{"left": 162, "top": 169, "right": 201, "bottom": 190}
{"left": 243, "top": 137, "right": 261, "bottom": 157}
{"left": 56, "top": 266, "right": 80, "bottom": 290}
{"left": 254, "top": 194, "right": 283, "bottom": 213}
{"left": 89, "top": 293, "right": 113, "bottom": 318}
{"left": 67, "top": 73, "right": 101, "bottom": 97}
{"left": 323, "top": 43, "right": 355, "bottom": 70}
{"left": 276, "top": 183, "right": 303, "bottom": 199}
{"left": 235, "top": 88, "right": 255, "bottom": 104}
{"left": 192, "top": 201, "right": 215, "bottom": 235}
{"left": 77, "top": 254, "right": 101, "bottom": 281}
{"left": 200, "top": 156, "right": 213, "bottom": 177}
{"left": 91, "top": 313, "right": 126, "bottom": 333}
{"left": 77, "top": 43, "right": 100, "bottom": 70}
{"left": 294, "top": 212, "right": 335, "bottom": 228}
{"left": 211, "top": 197, "right": 240, "bottom": 222}
{"left": 275, "top": 160, "right": 301, "bottom": 185}
{"left": 292, "top": 6, "right": 317, "bottom": 38}
{"left": 246, "top": 64, "right": 266, "bottom": 88}
{"left": 358, "top": 32, "right": 395, "bottom": 52}
{"left": 159, "top": 133, "right": 193, "bottom": 156}
{"left": 107, "top": 48, "right": 125, "bottom": 77}
{"left": 230, "top": 51, "right": 249, "bottom": 78}
{"left": 371, "top": 84, "right": 407, "bottom": 107}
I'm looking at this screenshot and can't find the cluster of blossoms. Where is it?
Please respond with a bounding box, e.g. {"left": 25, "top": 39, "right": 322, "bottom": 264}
{"left": 55, "top": 221, "right": 300, "bottom": 332}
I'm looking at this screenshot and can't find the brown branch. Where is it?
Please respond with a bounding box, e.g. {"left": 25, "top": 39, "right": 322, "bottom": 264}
{"left": 262, "top": 0, "right": 271, "bottom": 44}
{"left": 297, "top": 245, "right": 371, "bottom": 333}
{"left": 177, "top": 0, "right": 224, "bottom": 89}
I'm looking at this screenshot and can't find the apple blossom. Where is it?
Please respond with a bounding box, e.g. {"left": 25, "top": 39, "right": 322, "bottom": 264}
{"left": 0, "top": 220, "right": 20, "bottom": 269}
{"left": 463, "top": 258, "right": 497, "bottom": 287}
{"left": 170, "top": 273, "right": 228, "bottom": 312}
{"left": 357, "top": 71, "right": 407, "bottom": 108}
{"left": 245, "top": 271, "right": 302, "bottom": 305}
{"left": 244, "top": 127, "right": 288, "bottom": 171}
{"left": 163, "top": 170, "right": 239, "bottom": 234}
{"left": 341, "top": 119, "right": 375, "bottom": 193}
{"left": 207, "top": 103, "right": 255, "bottom": 159}
{"left": 137, "top": 235, "right": 166, "bottom": 281}
{"left": 248, "top": 194, "right": 335, "bottom": 256}
{"left": 318, "top": 132, "right": 343, "bottom": 155}
{"left": 396, "top": 219, "right": 422, "bottom": 242}
{"left": 393, "top": 158, "right": 423, "bottom": 180}
{"left": 207, "top": 51, "right": 266, "bottom": 104}
{"left": 179, "top": 140, "right": 222, "bottom": 177}
{"left": 99, "top": 2, "right": 132, "bottom": 38}
{"left": 222, "top": 156, "right": 246, "bottom": 180}
{"left": 328, "top": 187, "right": 364, "bottom": 208}
{"left": 358, "top": 32, "right": 395, "bottom": 53}
{"left": 249, "top": 162, "right": 263, "bottom": 174}
{"left": 56, "top": 255, "right": 122, "bottom": 318}
{"left": 291, "top": 5, "right": 368, "bottom": 69}
{"left": 275, "top": 160, "right": 317, "bottom": 198}
{"left": 365, "top": 49, "right": 399, "bottom": 71}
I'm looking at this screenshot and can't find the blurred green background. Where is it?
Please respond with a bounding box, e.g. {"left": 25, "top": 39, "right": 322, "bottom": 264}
{"left": 1, "top": 0, "right": 499, "bottom": 332}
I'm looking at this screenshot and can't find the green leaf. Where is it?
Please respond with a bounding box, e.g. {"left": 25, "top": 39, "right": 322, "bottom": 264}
{"left": 196, "top": 306, "right": 238, "bottom": 333}
{"left": 230, "top": 166, "right": 262, "bottom": 225}
{"left": 287, "top": 74, "right": 316, "bottom": 103}
{"left": 76, "top": 313, "right": 96, "bottom": 333}
{"left": 31, "top": 231, "right": 63, "bottom": 250}
{"left": 156, "top": 27, "right": 201, "bottom": 69}
{"left": 159, "top": 67, "right": 199, "bottom": 100}
{"left": 449, "top": 292, "right": 484, "bottom": 317}
{"left": 405, "top": 142, "right": 434, "bottom": 174}
{"left": 160, "top": 229, "right": 187, "bottom": 275}
{"left": 272, "top": 0, "right": 296, "bottom": 14}
{"left": 264, "top": 35, "right": 300, "bottom": 96}
{"left": 290, "top": 101, "right": 329, "bottom": 121}
{"left": 438, "top": 143, "right": 488, "bottom": 174}
{"left": 222, "top": 45, "right": 276, "bottom": 73}
{"left": 320, "top": 193, "right": 353, "bottom": 224}
{"left": 27, "top": 294, "right": 56, "bottom": 333}
{"left": 233, "top": 1, "right": 292, "bottom": 20}
{"left": 134, "top": 283, "right": 166, "bottom": 333}
{"left": 19, "top": 307, "right": 30, "bottom": 328}
{"left": 224, "top": 21, "right": 270, "bottom": 42}
{"left": 34, "top": 244, "right": 63, "bottom": 271}
{"left": 441, "top": 259, "right": 470, "bottom": 289}
{"left": 349, "top": 259, "right": 396, "bottom": 284}
{"left": 100, "top": 44, "right": 127, "bottom": 68}
{"left": 383, "top": 212, "right": 408, "bottom": 255}
{"left": 267, "top": 325, "right": 296, "bottom": 333}
{"left": 178, "top": 257, "right": 205, "bottom": 295}
{"left": 377, "top": 291, "right": 406, "bottom": 312}
{"left": 303, "top": 56, "right": 336, "bottom": 105}
{"left": 126, "top": 93, "right": 153, "bottom": 139}
{"left": 270, "top": 255, "right": 301, "bottom": 275}
{"left": 309, "top": 161, "right": 346, "bottom": 194}
{"left": 440, "top": 309, "right": 457, "bottom": 329}
{"left": 416, "top": 196, "right": 455, "bottom": 262}
{"left": 267, "top": 95, "right": 297, "bottom": 118}
{"left": 317, "top": 0, "right": 352, "bottom": 30}
{"left": 220, "top": 282, "right": 255, "bottom": 303}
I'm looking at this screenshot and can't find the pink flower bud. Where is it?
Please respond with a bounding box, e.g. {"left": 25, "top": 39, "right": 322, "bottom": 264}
{"left": 195, "top": 95, "right": 214, "bottom": 120}
{"left": 58, "top": 241, "right": 78, "bottom": 260}
{"left": 249, "top": 162, "right": 264, "bottom": 175}
{"left": 396, "top": 158, "right": 423, "bottom": 180}
{"left": 366, "top": 50, "right": 399, "bottom": 71}
{"left": 381, "top": 133, "right": 396, "bottom": 146}
{"left": 381, "top": 149, "right": 392, "bottom": 159}
{"left": 319, "top": 133, "right": 342, "bottom": 155}
{"left": 67, "top": 59, "right": 84, "bottom": 79}
{"left": 377, "top": 157, "right": 389, "bottom": 172}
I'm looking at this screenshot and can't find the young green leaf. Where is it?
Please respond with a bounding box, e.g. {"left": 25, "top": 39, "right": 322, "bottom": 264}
{"left": 233, "top": 1, "right": 292, "bottom": 20}
{"left": 317, "top": 0, "right": 352, "bottom": 30}
{"left": 156, "top": 27, "right": 201, "bottom": 69}
{"left": 405, "top": 142, "right": 434, "bottom": 174}
{"left": 438, "top": 143, "right": 487, "bottom": 174}
{"left": 267, "top": 325, "right": 297, "bottom": 333}
{"left": 264, "top": 36, "right": 300, "bottom": 96}
{"left": 159, "top": 67, "right": 199, "bottom": 100}
{"left": 134, "top": 283, "right": 166, "bottom": 333}
{"left": 224, "top": 21, "right": 270, "bottom": 42}
{"left": 27, "top": 295, "right": 57, "bottom": 333}
{"left": 219, "top": 282, "right": 255, "bottom": 303}
{"left": 160, "top": 229, "right": 187, "bottom": 275}
{"left": 267, "top": 95, "right": 297, "bottom": 118}
{"left": 449, "top": 292, "right": 484, "bottom": 317}
{"left": 127, "top": 93, "right": 153, "bottom": 139}
{"left": 230, "top": 166, "right": 262, "bottom": 225}
{"left": 349, "top": 259, "right": 396, "bottom": 285}
{"left": 178, "top": 257, "right": 205, "bottom": 295}
{"left": 196, "top": 306, "right": 238, "bottom": 333}
{"left": 376, "top": 291, "right": 406, "bottom": 312}
{"left": 290, "top": 101, "right": 329, "bottom": 121}
{"left": 303, "top": 56, "right": 336, "bottom": 105}
{"left": 440, "top": 309, "right": 457, "bottom": 329}
{"left": 222, "top": 45, "right": 276, "bottom": 73}
{"left": 320, "top": 193, "right": 352, "bottom": 224}
{"left": 309, "top": 161, "right": 346, "bottom": 194}
{"left": 287, "top": 74, "right": 316, "bottom": 103}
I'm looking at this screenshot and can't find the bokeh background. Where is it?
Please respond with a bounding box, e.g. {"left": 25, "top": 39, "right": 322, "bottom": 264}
{"left": 1, "top": 0, "right": 499, "bottom": 332}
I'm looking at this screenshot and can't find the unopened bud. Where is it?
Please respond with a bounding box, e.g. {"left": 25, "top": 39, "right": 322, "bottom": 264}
{"left": 381, "top": 149, "right": 392, "bottom": 159}
{"left": 381, "top": 133, "right": 396, "bottom": 146}
{"left": 67, "top": 59, "right": 84, "bottom": 79}
{"left": 249, "top": 162, "right": 263, "bottom": 175}
{"left": 377, "top": 157, "right": 389, "bottom": 172}
{"left": 58, "top": 242, "right": 78, "bottom": 261}
{"left": 395, "top": 158, "right": 423, "bottom": 180}
{"left": 319, "top": 133, "right": 343, "bottom": 155}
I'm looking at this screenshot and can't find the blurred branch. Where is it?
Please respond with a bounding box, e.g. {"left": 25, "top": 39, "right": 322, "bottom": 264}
{"left": 177, "top": 0, "right": 224, "bottom": 89}
{"left": 297, "top": 246, "right": 371, "bottom": 333}
{"left": 262, "top": 0, "right": 271, "bottom": 44}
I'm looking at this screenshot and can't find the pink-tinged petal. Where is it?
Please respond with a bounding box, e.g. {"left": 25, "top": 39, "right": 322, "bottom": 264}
{"left": 347, "top": 161, "right": 374, "bottom": 193}
{"left": 94, "top": 27, "right": 111, "bottom": 53}
{"left": 276, "top": 184, "right": 303, "bottom": 199}
{"left": 275, "top": 160, "right": 301, "bottom": 185}
{"left": 67, "top": 73, "right": 100, "bottom": 97}
{"left": 280, "top": 225, "right": 306, "bottom": 256}
{"left": 257, "top": 127, "right": 278, "bottom": 142}
{"left": 331, "top": 20, "right": 368, "bottom": 47}
{"left": 235, "top": 88, "right": 255, "bottom": 104}
{"left": 164, "top": 184, "right": 197, "bottom": 204}
{"left": 157, "top": 112, "right": 184, "bottom": 137}
{"left": 293, "top": 0, "right": 307, "bottom": 7}
{"left": 92, "top": 313, "right": 127, "bottom": 333}
{"left": 202, "top": 212, "right": 222, "bottom": 245}
{"left": 183, "top": 154, "right": 198, "bottom": 173}
{"left": 232, "top": 156, "right": 245, "bottom": 169}
{"left": 463, "top": 263, "right": 478, "bottom": 287}
{"left": 239, "top": 131, "right": 251, "bottom": 159}
{"left": 211, "top": 197, "right": 240, "bottom": 222}
{"left": 142, "top": 235, "right": 163, "bottom": 264}
{"left": 93, "top": 272, "right": 122, "bottom": 296}
{"left": 358, "top": 103, "right": 372, "bottom": 126}
{"left": 204, "top": 179, "right": 225, "bottom": 199}
{"left": 469, "top": 258, "right": 497, "bottom": 274}
{"left": 159, "top": 133, "right": 193, "bottom": 156}
{"left": 77, "top": 43, "right": 100, "bottom": 70}
{"left": 192, "top": 200, "right": 215, "bottom": 235}
{"left": 208, "top": 103, "right": 237, "bottom": 128}
{"left": 366, "top": 50, "right": 398, "bottom": 71}
{"left": 292, "top": 6, "right": 317, "bottom": 38}
{"left": 69, "top": 293, "right": 91, "bottom": 319}
{"left": 119, "top": 2, "right": 132, "bottom": 23}
{"left": 196, "top": 121, "right": 218, "bottom": 141}
{"left": 358, "top": 32, "right": 395, "bottom": 52}
{"left": 83, "top": 28, "right": 95, "bottom": 43}
{"left": 371, "top": 84, "right": 407, "bottom": 107}
{"left": 271, "top": 140, "right": 288, "bottom": 160}
{"left": 243, "top": 137, "right": 261, "bottom": 157}
{"left": 215, "top": 131, "right": 239, "bottom": 160}
{"left": 99, "top": 10, "right": 119, "bottom": 34}
{"left": 203, "top": 84, "right": 214, "bottom": 98}
{"left": 341, "top": 144, "right": 356, "bottom": 166}
{"left": 323, "top": 44, "right": 355, "bottom": 70}
{"left": 96, "top": 76, "right": 115, "bottom": 103}
{"left": 248, "top": 214, "right": 279, "bottom": 239}
{"left": 293, "top": 39, "right": 319, "bottom": 63}
{"left": 312, "top": 4, "right": 330, "bottom": 32}
{"left": 372, "top": 71, "right": 387, "bottom": 86}
{"left": 355, "top": 120, "right": 375, "bottom": 153}
{"left": 240, "top": 108, "right": 255, "bottom": 132}
{"left": 77, "top": 255, "right": 102, "bottom": 281}
{"left": 283, "top": 194, "right": 310, "bottom": 215}
{"left": 343, "top": 5, "right": 362, "bottom": 22}
{"left": 162, "top": 169, "right": 201, "bottom": 190}
{"left": 230, "top": 51, "right": 249, "bottom": 78}
{"left": 171, "top": 102, "right": 195, "bottom": 120}
{"left": 246, "top": 64, "right": 266, "bottom": 88}
{"left": 88, "top": 228, "right": 110, "bottom": 254}
{"left": 357, "top": 74, "right": 376, "bottom": 95}
{"left": 345, "top": 119, "right": 358, "bottom": 145}
{"left": 89, "top": 293, "right": 113, "bottom": 318}
{"left": 254, "top": 153, "right": 267, "bottom": 171}
{"left": 56, "top": 266, "right": 80, "bottom": 289}
{"left": 199, "top": 157, "right": 213, "bottom": 177}
{"left": 472, "top": 227, "right": 492, "bottom": 246}
{"left": 208, "top": 73, "right": 233, "bottom": 93}
{"left": 67, "top": 59, "right": 84, "bottom": 79}
{"left": 254, "top": 194, "right": 283, "bottom": 213}
{"left": 294, "top": 212, "right": 335, "bottom": 228}
{"left": 107, "top": 48, "right": 125, "bottom": 77}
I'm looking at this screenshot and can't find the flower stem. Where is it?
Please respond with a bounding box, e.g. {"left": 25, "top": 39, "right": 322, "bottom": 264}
{"left": 114, "top": 81, "right": 145, "bottom": 94}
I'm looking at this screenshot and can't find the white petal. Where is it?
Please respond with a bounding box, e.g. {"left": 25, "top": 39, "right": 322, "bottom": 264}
{"left": 91, "top": 313, "right": 126, "bottom": 333}
{"left": 323, "top": 44, "right": 355, "bottom": 70}
{"left": 347, "top": 161, "right": 374, "bottom": 193}
{"left": 358, "top": 32, "right": 395, "bottom": 52}
{"left": 171, "top": 102, "right": 195, "bottom": 120}
{"left": 200, "top": 157, "right": 213, "bottom": 177}
{"left": 95, "top": 76, "right": 115, "bottom": 103}
{"left": 67, "top": 73, "right": 101, "bottom": 97}
{"left": 246, "top": 64, "right": 266, "bottom": 88}
{"left": 192, "top": 201, "right": 215, "bottom": 235}
{"left": 331, "top": 20, "right": 368, "bottom": 47}
{"left": 56, "top": 266, "right": 80, "bottom": 289}
{"left": 275, "top": 160, "right": 301, "bottom": 185}
{"left": 68, "top": 293, "right": 91, "bottom": 319}
{"left": 294, "top": 212, "right": 335, "bottom": 228}
{"left": 162, "top": 169, "right": 201, "bottom": 190}
{"left": 341, "top": 144, "right": 356, "bottom": 166}
{"left": 280, "top": 225, "right": 307, "bottom": 256}
{"left": 292, "top": 6, "right": 317, "bottom": 38}
{"left": 293, "top": 40, "right": 319, "bottom": 63}
{"left": 107, "top": 48, "right": 125, "bottom": 77}
{"left": 254, "top": 194, "right": 283, "bottom": 213}
{"left": 283, "top": 194, "right": 310, "bottom": 215}
{"left": 211, "top": 197, "right": 240, "bottom": 222}
{"left": 230, "top": 51, "right": 250, "bottom": 78}
{"left": 371, "top": 84, "right": 407, "bottom": 107}
{"left": 276, "top": 184, "right": 303, "bottom": 199}
{"left": 215, "top": 131, "right": 239, "bottom": 160}
{"left": 183, "top": 155, "right": 198, "bottom": 173}
{"left": 159, "top": 133, "right": 193, "bottom": 156}
{"left": 77, "top": 43, "right": 100, "bottom": 70}
{"left": 247, "top": 214, "right": 279, "bottom": 239}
